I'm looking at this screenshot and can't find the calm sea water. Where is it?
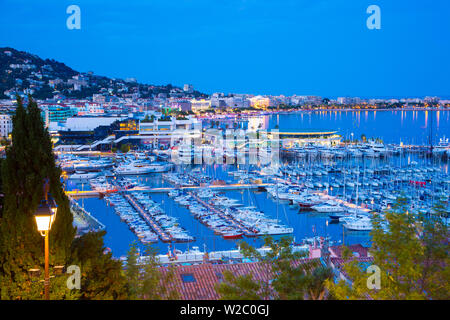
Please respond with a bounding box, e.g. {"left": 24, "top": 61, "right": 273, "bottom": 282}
{"left": 71, "top": 110, "right": 450, "bottom": 257}
{"left": 235, "top": 110, "right": 450, "bottom": 144}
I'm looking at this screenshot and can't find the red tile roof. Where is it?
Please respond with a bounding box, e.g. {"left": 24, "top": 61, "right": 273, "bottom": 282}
{"left": 159, "top": 258, "right": 322, "bottom": 300}
{"left": 329, "top": 244, "right": 370, "bottom": 258}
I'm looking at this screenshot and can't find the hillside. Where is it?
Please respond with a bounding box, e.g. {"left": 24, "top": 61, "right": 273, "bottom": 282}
{"left": 0, "top": 47, "right": 206, "bottom": 100}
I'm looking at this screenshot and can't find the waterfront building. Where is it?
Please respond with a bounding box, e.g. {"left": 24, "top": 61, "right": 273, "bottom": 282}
{"left": 224, "top": 96, "right": 250, "bottom": 109}
{"left": 260, "top": 129, "right": 341, "bottom": 147}
{"left": 191, "top": 99, "right": 211, "bottom": 113}
{"left": 249, "top": 95, "right": 270, "bottom": 109}
{"left": 138, "top": 116, "right": 201, "bottom": 147}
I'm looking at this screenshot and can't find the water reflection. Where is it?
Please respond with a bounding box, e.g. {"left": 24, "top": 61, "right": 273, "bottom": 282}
{"left": 237, "top": 110, "right": 450, "bottom": 145}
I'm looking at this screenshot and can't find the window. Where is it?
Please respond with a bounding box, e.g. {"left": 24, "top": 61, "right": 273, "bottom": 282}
{"left": 181, "top": 273, "right": 196, "bottom": 283}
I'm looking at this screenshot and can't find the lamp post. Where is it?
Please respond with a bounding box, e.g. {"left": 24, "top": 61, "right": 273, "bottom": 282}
{"left": 34, "top": 198, "right": 57, "bottom": 300}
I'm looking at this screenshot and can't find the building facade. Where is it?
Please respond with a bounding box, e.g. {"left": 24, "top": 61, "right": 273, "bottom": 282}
{"left": 0, "top": 114, "right": 12, "bottom": 138}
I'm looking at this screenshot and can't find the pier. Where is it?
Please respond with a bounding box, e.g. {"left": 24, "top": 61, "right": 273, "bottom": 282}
{"left": 122, "top": 193, "right": 173, "bottom": 243}
{"left": 66, "top": 182, "right": 272, "bottom": 198}
{"left": 190, "top": 193, "right": 259, "bottom": 238}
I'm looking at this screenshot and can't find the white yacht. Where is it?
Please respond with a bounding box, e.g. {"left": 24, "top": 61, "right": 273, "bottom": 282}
{"left": 115, "top": 162, "right": 172, "bottom": 175}
{"left": 344, "top": 216, "right": 373, "bottom": 231}
{"left": 68, "top": 171, "right": 99, "bottom": 180}
{"left": 311, "top": 204, "right": 346, "bottom": 213}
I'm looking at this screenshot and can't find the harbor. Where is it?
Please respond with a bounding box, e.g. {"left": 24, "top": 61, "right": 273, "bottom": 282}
{"left": 58, "top": 110, "right": 450, "bottom": 258}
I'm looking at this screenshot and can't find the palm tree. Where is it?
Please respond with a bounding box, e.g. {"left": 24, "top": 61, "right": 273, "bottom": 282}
{"left": 306, "top": 266, "right": 334, "bottom": 300}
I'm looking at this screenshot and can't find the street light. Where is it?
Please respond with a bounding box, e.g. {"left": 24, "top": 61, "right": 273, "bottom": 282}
{"left": 34, "top": 197, "right": 57, "bottom": 300}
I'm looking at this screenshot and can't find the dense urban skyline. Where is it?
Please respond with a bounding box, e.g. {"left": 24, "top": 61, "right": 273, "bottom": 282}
{"left": 1, "top": 0, "right": 449, "bottom": 98}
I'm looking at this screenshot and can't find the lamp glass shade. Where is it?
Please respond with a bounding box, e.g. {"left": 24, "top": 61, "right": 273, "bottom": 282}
{"left": 34, "top": 202, "right": 57, "bottom": 232}
{"left": 35, "top": 215, "right": 52, "bottom": 232}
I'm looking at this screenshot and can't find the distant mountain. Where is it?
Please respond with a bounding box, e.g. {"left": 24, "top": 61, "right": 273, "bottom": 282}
{"left": 0, "top": 47, "right": 206, "bottom": 100}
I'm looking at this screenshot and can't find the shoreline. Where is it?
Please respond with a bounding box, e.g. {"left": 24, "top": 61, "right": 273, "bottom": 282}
{"left": 196, "top": 107, "right": 450, "bottom": 119}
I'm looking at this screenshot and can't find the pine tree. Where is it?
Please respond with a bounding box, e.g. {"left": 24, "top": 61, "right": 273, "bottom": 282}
{"left": 140, "top": 245, "right": 179, "bottom": 300}
{"left": 125, "top": 241, "right": 140, "bottom": 299}
{"left": 0, "top": 96, "right": 75, "bottom": 299}
{"left": 125, "top": 243, "right": 179, "bottom": 300}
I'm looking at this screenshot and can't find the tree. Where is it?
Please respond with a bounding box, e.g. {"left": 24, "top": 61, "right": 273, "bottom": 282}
{"left": 0, "top": 96, "right": 125, "bottom": 300}
{"left": 125, "top": 241, "right": 140, "bottom": 299}
{"left": 0, "top": 96, "right": 75, "bottom": 299}
{"left": 216, "top": 271, "right": 263, "bottom": 300}
{"left": 139, "top": 245, "right": 179, "bottom": 300}
{"left": 247, "top": 237, "right": 327, "bottom": 300}
{"left": 326, "top": 198, "right": 449, "bottom": 300}
{"left": 125, "top": 243, "right": 179, "bottom": 300}
{"left": 306, "top": 266, "right": 334, "bottom": 300}
{"left": 0, "top": 138, "right": 10, "bottom": 146}
{"left": 217, "top": 236, "right": 332, "bottom": 300}
{"left": 120, "top": 143, "right": 130, "bottom": 153}
{"left": 70, "top": 231, "right": 128, "bottom": 300}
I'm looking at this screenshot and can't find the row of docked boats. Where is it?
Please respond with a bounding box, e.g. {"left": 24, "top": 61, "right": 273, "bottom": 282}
{"left": 105, "top": 193, "right": 159, "bottom": 244}
{"left": 285, "top": 139, "right": 450, "bottom": 159}
{"left": 57, "top": 152, "right": 174, "bottom": 180}
{"left": 263, "top": 159, "right": 450, "bottom": 214}
{"left": 113, "top": 178, "right": 194, "bottom": 243}
{"left": 169, "top": 187, "right": 293, "bottom": 239}
{"left": 163, "top": 169, "right": 214, "bottom": 186}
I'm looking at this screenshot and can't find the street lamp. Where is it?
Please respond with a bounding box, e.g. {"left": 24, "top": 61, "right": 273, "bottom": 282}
{"left": 34, "top": 198, "right": 57, "bottom": 300}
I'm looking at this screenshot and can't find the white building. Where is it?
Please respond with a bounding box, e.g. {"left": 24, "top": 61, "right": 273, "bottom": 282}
{"left": 183, "top": 84, "right": 194, "bottom": 93}
{"left": 138, "top": 116, "right": 201, "bottom": 147}
{"left": 64, "top": 116, "right": 124, "bottom": 131}
{"left": 191, "top": 99, "right": 211, "bottom": 112}
{"left": 0, "top": 114, "right": 12, "bottom": 138}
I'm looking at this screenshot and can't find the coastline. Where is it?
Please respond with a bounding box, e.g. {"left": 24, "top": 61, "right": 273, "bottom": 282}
{"left": 196, "top": 107, "right": 450, "bottom": 119}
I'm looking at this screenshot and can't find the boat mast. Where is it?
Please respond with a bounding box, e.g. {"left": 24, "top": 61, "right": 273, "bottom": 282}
{"left": 429, "top": 110, "right": 434, "bottom": 153}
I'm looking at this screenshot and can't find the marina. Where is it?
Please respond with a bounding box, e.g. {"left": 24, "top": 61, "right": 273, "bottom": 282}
{"left": 59, "top": 111, "right": 450, "bottom": 258}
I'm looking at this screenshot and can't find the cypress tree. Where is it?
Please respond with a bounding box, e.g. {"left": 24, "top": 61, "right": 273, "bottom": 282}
{"left": 0, "top": 96, "right": 75, "bottom": 299}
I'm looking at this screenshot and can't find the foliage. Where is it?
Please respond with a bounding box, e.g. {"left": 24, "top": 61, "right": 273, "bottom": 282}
{"left": 0, "top": 96, "right": 75, "bottom": 299}
{"left": 326, "top": 197, "right": 450, "bottom": 300}
{"left": 216, "top": 271, "right": 264, "bottom": 300}
{"left": 0, "top": 96, "right": 126, "bottom": 300}
{"left": 70, "top": 231, "right": 128, "bottom": 300}
{"left": 125, "top": 243, "right": 179, "bottom": 300}
{"left": 120, "top": 143, "right": 131, "bottom": 153}
{"left": 140, "top": 245, "right": 179, "bottom": 300}
{"left": 217, "top": 236, "right": 333, "bottom": 300}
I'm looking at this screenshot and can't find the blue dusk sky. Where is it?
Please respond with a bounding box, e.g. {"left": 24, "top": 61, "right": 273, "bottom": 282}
{"left": 1, "top": 0, "right": 449, "bottom": 98}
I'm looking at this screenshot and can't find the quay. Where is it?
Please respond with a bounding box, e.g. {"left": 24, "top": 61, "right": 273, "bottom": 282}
{"left": 125, "top": 244, "right": 310, "bottom": 265}
{"left": 69, "top": 196, "right": 106, "bottom": 233}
